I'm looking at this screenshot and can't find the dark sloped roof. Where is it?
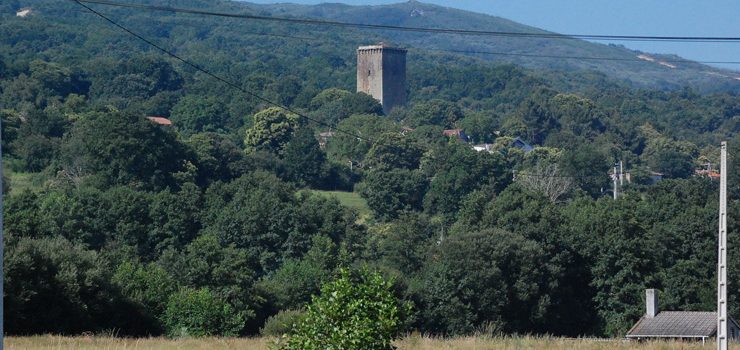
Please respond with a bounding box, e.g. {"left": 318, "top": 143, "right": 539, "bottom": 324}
{"left": 627, "top": 311, "right": 733, "bottom": 338}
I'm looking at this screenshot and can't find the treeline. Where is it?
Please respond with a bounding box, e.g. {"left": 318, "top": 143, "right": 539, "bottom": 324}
{"left": 1, "top": 0, "right": 740, "bottom": 339}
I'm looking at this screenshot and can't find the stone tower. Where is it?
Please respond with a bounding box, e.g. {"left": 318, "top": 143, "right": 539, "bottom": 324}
{"left": 356, "top": 44, "right": 407, "bottom": 115}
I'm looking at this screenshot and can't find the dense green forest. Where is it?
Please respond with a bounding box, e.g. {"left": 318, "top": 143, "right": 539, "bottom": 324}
{"left": 1, "top": 0, "right": 740, "bottom": 339}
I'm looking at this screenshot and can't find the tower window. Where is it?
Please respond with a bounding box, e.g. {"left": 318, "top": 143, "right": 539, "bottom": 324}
{"left": 368, "top": 70, "right": 371, "bottom": 76}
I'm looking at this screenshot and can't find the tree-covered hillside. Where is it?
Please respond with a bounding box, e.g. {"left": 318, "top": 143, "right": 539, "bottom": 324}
{"left": 1, "top": 0, "right": 739, "bottom": 339}
{"left": 253, "top": 0, "right": 740, "bottom": 93}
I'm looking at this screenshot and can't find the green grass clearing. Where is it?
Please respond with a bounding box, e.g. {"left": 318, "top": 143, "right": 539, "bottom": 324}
{"left": 6, "top": 169, "right": 45, "bottom": 194}
{"left": 307, "top": 190, "right": 372, "bottom": 223}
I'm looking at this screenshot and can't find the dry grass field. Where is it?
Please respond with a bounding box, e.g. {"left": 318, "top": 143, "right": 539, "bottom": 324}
{"left": 6, "top": 335, "right": 739, "bottom": 350}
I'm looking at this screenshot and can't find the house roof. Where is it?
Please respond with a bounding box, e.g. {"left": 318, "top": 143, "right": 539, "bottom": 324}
{"left": 146, "top": 116, "right": 173, "bottom": 126}
{"left": 472, "top": 144, "right": 492, "bottom": 152}
{"left": 511, "top": 137, "right": 534, "bottom": 152}
{"left": 695, "top": 169, "right": 721, "bottom": 179}
{"left": 626, "top": 311, "right": 739, "bottom": 338}
{"left": 16, "top": 7, "right": 32, "bottom": 16}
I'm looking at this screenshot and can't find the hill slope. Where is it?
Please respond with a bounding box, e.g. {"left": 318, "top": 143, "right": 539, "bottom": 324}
{"left": 248, "top": 1, "right": 740, "bottom": 92}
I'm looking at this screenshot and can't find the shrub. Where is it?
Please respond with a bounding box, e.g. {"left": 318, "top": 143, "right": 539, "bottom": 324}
{"left": 260, "top": 309, "right": 305, "bottom": 337}
{"left": 283, "top": 268, "right": 409, "bottom": 350}
{"left": 162, "top": 287, "right": 243, "bottom": 337}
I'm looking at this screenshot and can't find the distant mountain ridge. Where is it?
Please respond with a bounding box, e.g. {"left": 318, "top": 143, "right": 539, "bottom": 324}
{"left": 245, "top": 0, "right": 740, "bottom": 93}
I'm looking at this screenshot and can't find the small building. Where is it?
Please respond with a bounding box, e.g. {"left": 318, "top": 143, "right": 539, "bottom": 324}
{"left": 16, "top": 7, "right": 33, "bottom": 17}
{"left": 442, "top": 129, "right": 470, "bottom": 142}
{"left": 695, "top": 169, "right": 721, "bottom": 179}
{"left": 649, "top": 171, "right": 664, "bottom": 184}
{"left": 146, "top": 116, "right": 173, "bottom": 126}
{"left": 472, "top": 144, "right": 493, "bottom": 153}
{"left": 627, "top": 289, "right": 740, "bottom": 343}
{"left": 318, "top": 131, "right": 335, "bottom": 149}
{"left": 511, "top": 137, "right": 534, "bottom": 153}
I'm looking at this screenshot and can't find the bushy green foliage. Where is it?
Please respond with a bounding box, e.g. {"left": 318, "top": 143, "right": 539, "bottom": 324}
{"left": 170, "top": 95, "right": 229, "bottom": 136}
{"left": 283, "top": 269, "right": 408, "bottom": 350}
{"left": 325, "top": 114, "right": 396, "bottom": 164}
{"left": 422, "top": 143, "right": 509, "bottom": 216}
{"left": 358, "top": 169, "right": 428, "bottom": 221}
{"left": 159, "top": 234, "right": 259, "bottom": 325}
{"left": 244, "top": 107, "right": 300, "bottom": 154}
{"left": 185, "top": 132, "right": 244, "bottom": 184}
{"left": 162, "top": 287, "right": 244, "bottom": 337}
{"left": 113, "top": 261, "right": 177, "bottom": 319}
{"left": 310, "top": 89, "right": 383, "bottom": 125}
{"left": 260, "top": 309, "right": 305, "bottom": 337}
{"left": 60, "top": 111, "right": 192, "bottom": 190}
{"left": 412, "top": 229, "right": 554, "bottom": 334}
{"left": 404, "top": 99, "right": 463, "bottom": 128}
{"left": 4, "top": 236, "right": 121, "bottom": 334}
{"left": 282, "top": 127, "right": 327, "bottom": 187}
{"left": 364, "top": 133, "right": 424, "bottom": 171}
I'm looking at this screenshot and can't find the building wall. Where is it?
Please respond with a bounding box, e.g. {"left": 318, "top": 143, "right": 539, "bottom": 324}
{"left": 357, "top": 47, "right": 384, "bottom": 106}
{"left": 381, "top": 49, "right": 406, "bottom": 115}
{"left": 356, "top": 45, "right": 406, "bottom": 115}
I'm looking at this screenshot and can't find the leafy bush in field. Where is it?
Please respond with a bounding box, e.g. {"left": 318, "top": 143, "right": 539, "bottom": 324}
{"left": 4, "top": 236, "right": 121, "bottom": 334}
{"left": 112, "top": 261, "right": 178, "bottom": 333}
{"left": 260, "top": 309, "right": 305, "bottom": 337}
{"left": 283, "top": 268, "right": 408, "bottom": 350}
{"left": 162, "top": 287, "right": 243, "bottom": 337}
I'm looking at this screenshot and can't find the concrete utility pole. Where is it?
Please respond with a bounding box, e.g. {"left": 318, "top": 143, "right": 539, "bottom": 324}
{"left": 718, "top": 141, "right": 728, "bottom": 350}
{"left": 619, "top": 160, "right": 624, "bottom": 186}
{"left": 613, "top": 163, "right": 618, "bottom": 200}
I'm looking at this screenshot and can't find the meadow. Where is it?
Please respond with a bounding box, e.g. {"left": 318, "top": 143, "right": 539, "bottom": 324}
{"left": 5, "top": 335, "right": 738, "bottom": 350}
{"left": 307, "top": 189, "right": 373, "bottom": 222}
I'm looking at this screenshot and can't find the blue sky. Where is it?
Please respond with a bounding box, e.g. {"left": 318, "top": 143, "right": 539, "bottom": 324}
{"left": 246, "top": 0, "right": 740, "bottom": 71}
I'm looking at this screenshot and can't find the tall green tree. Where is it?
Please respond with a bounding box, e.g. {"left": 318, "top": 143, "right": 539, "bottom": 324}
{"left": 405, "top": 99, "right": 463, "bottom": 128}
{"left": 364, "top": 133, "right": 424, "bottom": 171}
{"left": 170, "top": 95, "right": 229, "bottom": 136}
{"left": 413, "top": 229, "right": 553, "bottom": 335}
{"left": 283, "top": 127, "right": 327, "bottom": 187}
{"left": 244, "top": 107, "right": 300, "bottom": 154}
{"left": 60, "top": 111, "right": 191, "bottom": 190}
{"left": 358, "top": 169, "right": 428, "bottom": 221}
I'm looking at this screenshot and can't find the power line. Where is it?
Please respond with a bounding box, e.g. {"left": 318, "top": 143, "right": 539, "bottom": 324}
{"left": 69, "top": 0, "right": 629, "bottom": 184}
{"left": 234, "top": 31, "right": 314, "bottom": 41}
{"left": 70, "top": 0, "right": 378, "bottom": 145}
{"left": 69, "top": 0, "right": 740, "bottom": 65}
{"left": 76, "top": 0, "right": 740, "bottom": 43}
{"left": 203, "top": 29, "right": 740, "bottom": 65}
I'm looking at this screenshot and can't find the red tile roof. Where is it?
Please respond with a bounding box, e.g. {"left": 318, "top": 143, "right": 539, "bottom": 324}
{"left": 147, "top": 116, "right": 173, "bottom": 126}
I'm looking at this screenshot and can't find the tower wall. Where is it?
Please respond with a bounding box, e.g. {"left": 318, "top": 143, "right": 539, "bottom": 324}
{"left": 357, "top": 47, "right": 384, "bottom": 107}
{"left": 357, "top": 45, "right": 406, "bottom": 115}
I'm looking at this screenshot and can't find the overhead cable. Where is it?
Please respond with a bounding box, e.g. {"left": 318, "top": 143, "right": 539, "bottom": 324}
{"left": 70, "top": 0, "right": 649, "bottom": 181}
{"left": 70, "top": 0, "right": 379, "bottom": 145}
{"left": 76, "top": 0, "right": 740, "bottom": 43}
